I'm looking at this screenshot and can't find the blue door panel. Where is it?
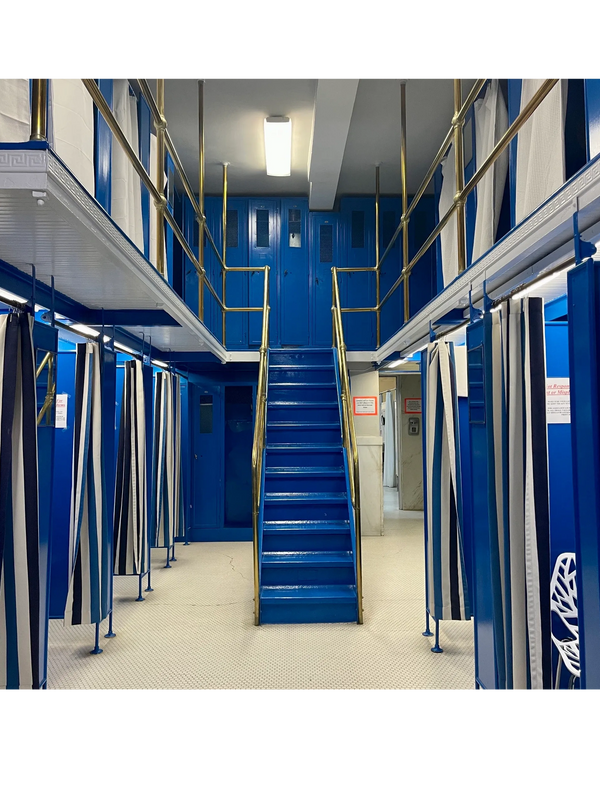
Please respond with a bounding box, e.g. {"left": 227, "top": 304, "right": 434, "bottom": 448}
{"left": 311, "top": 212, "right": 338, "bottom": 347}
{"left": 339, "top": 198, "right": 376, "bottom": 349}
{"left": 249, "top": 199, "right": 278, "bottom": 347}
{"left": 280, "top": 198, "right": 310, "bottom": 346}
{"left": 224, "top": 198, "right": 249, "bottom": 348}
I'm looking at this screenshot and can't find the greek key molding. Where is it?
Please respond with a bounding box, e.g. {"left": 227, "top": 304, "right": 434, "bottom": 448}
{"left": 0, "top": 150, "right": 47, "bottom": 171}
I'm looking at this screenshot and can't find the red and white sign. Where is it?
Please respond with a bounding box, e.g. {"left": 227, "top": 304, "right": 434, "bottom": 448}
{"left": 353, "top": 396, "right": 378, "bottom": 416}
{"left": 404, "top": 397, "right": 422, "bottom": 414}
{"left": 546, "top": 378, "right": 570, "bottom": 424}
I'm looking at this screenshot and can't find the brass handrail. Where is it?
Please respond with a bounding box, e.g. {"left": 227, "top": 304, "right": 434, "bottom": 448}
{"left": 331, "top": 266, "right": 364, "bottom": 624}
{"left": 337, "top": 78, "right": 560, "bottom": 334}
{"left": 251, "top": 265, "right": 270, "bottom": 625}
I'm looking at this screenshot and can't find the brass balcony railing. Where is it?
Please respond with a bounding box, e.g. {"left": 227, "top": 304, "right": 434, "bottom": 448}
{"left": 332, "top": 266, "right": 364, "bottom": 624}
{"left": 251, "top": 266, "right": 270, "bottom": 625}
{"left": 337, "top": 78, "right": 559, "bottom": 346}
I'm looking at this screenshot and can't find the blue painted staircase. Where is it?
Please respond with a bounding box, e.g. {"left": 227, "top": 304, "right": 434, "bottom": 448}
{"left": 258, "top": 348, "right": 360, "bottom": 624}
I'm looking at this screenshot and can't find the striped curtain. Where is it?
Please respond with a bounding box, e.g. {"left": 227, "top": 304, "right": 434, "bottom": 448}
{"left": 488, "top": 298, "right": 552, "bottom": 689}
{"left": 425, "top": 340, "right": 471, "bottom": 621}
{"left": 152, "top": 372, "right": 183, "bottom": 548}
{"left": 64, "top": 343, "right": 110, "bottom": 626}
{"left": 114, "top": 360, "right": 147, "bottom": 576}
{"left": 0, "top": 314, "right": 41, "bottom": 689}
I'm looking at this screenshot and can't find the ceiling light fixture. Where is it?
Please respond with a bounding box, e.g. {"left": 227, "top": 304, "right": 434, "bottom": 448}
{"left": 264, "top": 116, "right": 292, "bottom": 177}
{"left": 152, "top": 359, "right": 168, "bottom": 369}
{"left": 69, "top": 323, "right": 101, "bottom": 338}
{"left": 384, "top": 358, "right": 408, "bottom": 369}
{"left": 511, "top": 261, "right": 576, "bottom": 301}
{"left": 0, "top": 288, "right": 27, "bottom": 306}
{"left": 114, "top": 341, "right": 137, "bottom": 356}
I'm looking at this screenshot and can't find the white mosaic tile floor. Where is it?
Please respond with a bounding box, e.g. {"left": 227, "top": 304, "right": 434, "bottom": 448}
{"left": 47, "top": 490, "right": 474, "bottom": 690}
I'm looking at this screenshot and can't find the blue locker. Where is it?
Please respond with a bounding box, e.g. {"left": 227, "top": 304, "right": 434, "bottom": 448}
{"left": 280, "top": 198, "right": 310, "bottom": 346}
{"left": 310, "top": 212, "right": 339, "bottom": 347}
{"left": 183, "top": 194, "right": 200, "bottom": 318}
{"left": 138, "top": 90, "right": 151, "bottom": 260}
{"left": 94, "top": 79, "right": 113, "bottom": 215}
{"left": 224, "top": 198, "right": 249, "bottom": 349}
{"left": 408, "top": 195, "right": 437, "bottom": 319}
{"left": 205, "top": 196, "right": 224, "bottom": 341}
{"left": 189, "top": 380, "right": 223, "bottom": 535}
{"left": 249, "top": 199, "right": 279, "bottom": 347}
{"left": 379, "top": 197, "right": 403, "bottom": 344}
{"left": 48, "top": 349, "right": 76, "bottom": 618}
{"left": 585, "top": 80, "right": 600, "bottom": 161}
{"left": 339, "top": 197, "right": 376, "bottom": 349}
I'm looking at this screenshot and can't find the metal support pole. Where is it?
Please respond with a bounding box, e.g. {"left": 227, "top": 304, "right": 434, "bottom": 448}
{"left": 155, "top": 79, "right": 167, "bottom": 278}
{"left": 198, "top": 80, "right": 206, "bottom": 321}
{"left": 375, "top": 164, "right": 381, "bottom": 348}
{"left": 91, "top": 622, "right": 103, "bottom": 654}
{"left": 136, "top": 574, "right": 145, "bottom": 601}
{"left": 422, "top": 610, "right": 433, "bottom": 637}
{"left": 400, "top": 81, "right": 410, "bottom": 322}
{"left": 431, "top": 619, "right": 444, "bottom": 653}
{"left": 104, "top": 611, "right": 116, "bottom": 638}
{"left": 222, "top": 162, "right": 228, "bottom": 345}
{"left": 146, "top": 563, "right": 153, "bottom": 591}
{"left": 30, "top": 80, "right": 48, "bottom": 141}
{"left": 170, "top": 543, "right": 177, "bottom": 562}
{"left": 164, "top": 547, "right": 171, "bottom": 568}
{"left": 453, "top": 79, "right": 467, "bottom": 274}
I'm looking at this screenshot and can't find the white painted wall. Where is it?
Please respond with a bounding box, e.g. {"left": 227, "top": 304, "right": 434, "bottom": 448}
{"left": 350, "top": 370, "right": 383, "bottom": 535}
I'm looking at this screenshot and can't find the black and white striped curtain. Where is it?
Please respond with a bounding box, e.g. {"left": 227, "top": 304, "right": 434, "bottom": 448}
{"left": 152, "top": 372, "right": 183, "bottom": 548}
{"left": 64, "top": 342, "right": 110, "bottom": 626}
{"left": 114, "top": 360, "right": 147, "bottom": 576}
{"left": 488, "top": 298, "right": 551, "bottom": 689}
{"left": 425, "top": 340, "right": 471, "bottom": 621}
{"left": 0, "top": 314, "right": 41, "bottom": 689}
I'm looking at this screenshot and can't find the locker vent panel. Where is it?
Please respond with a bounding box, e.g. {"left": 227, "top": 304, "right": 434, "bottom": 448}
{"left": 256, "top": 209, "right": 270, "bottom": 248}
{"left": 288, "top": 208, "right": 302, "bottom": 248}
{"left": 226, "top": 210, "right": 239, "bottom": 248}
{"left": 351, "top": 210, "right": 365, "bottom": 249}
{"left": 320, "top": 224, "right": 333, "bottom": 263}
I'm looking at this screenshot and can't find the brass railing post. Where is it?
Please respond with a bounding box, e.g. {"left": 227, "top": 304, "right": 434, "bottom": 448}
{"left": 252, "top": 265, "right": 270, "bottom": 626}
{"left": 198, "top": 80, "right": 206, "bottom": 322}
{"left": 375, "top": 164, "right": 381, "bottom": 348}
{"left": 331, "top": 266, "right": 364, "bottom": 624}
{"left": 400, "top": 80, "right": 409, "bottom": 322}
{"left": 453, "top": 79, "right": 467, "bottom": 274}
{"left": 155, "top": 79, "right": 167, "bottom": 278}
{"left": 222, "top": 162, "right": 229, "bottom": 345}
{"left": 30, "top": 80, "right": 48, "bottom": 142}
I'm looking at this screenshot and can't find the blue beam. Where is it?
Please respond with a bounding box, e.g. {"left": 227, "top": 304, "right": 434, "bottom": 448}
{"left": 545, "top": 294, "right": 568, "bottom": 321}
{"left": 82, "top": 310, "right": 180, "bottom": 327}
{"left": 0, "top": 258, "right": 90, "bottom": 320}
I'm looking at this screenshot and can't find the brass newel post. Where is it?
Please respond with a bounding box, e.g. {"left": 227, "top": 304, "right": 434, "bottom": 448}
{"left": 375, "top": 164, "right": 381, "bottom": 348}
{"left": 453, "top": 79, "right": 467, "bottom": 274}
{"left": 400, "top": 80, "right": 410, "bottom": 322}
{"left": 30, "top": 80, "right": 48, "bottom": 141}
{"left": 222, "top": 162, "right": 229, "bottom": 344}
{"left": 155, "top": 79, "right": 167, "bottom": 278}
{"left": 198, "top": 80, "right": 206, "bottom": 321}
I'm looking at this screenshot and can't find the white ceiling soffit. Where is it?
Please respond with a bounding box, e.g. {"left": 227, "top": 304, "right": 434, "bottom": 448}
{"left": 308, "top": 79, "right": 359, "bottom": 210}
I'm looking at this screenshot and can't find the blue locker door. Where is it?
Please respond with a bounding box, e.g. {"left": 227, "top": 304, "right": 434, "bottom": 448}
{"left": 585, "top": 79, "right": 600, "bottom": 160}
{"left": 567, "top": 259, "right": 600, "bottom": 689}
{"left": 379, "top": 198, "right": 402, "bottom": 343}
{"left": 466, "top": 317, "right": 499, "bottom": 689}
{"left": 49, "top": 350, "right": 76, "bottom": 619}
{"left": 280, "top": 198, "right": 309, "bottom": 346}
{"left": 183, "top": 195, "right": 199, "bottom": 318}
{"left": 190, "top": 381, "right": 223, "bottom": 536}
{"left": 339, "top": 198, "right": 376, "bottom": 350}
{"left": 311, "top": 212, "right": 339, "bottom": 347}
{"left": 249, "top": 200, "right": 278, "bottom": 347}
{"left": 224, "top": 199, "right": 249, "bottom": 349}
{"left": 205, "top": 196, "right": 224, "bottom": 341}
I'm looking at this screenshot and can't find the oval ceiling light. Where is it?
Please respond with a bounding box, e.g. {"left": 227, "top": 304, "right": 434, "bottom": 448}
{"left": 264, "top": 116, "right": 292, "bottom": 176}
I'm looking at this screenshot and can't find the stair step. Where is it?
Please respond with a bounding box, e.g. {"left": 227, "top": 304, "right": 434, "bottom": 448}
{"left": 263, "top": 520, "right": 350, "bottom": 531}
{"left": 266, "top": 444, "right": 342, "bottom": 451}
{"left": 267, "top": 401, "right": 338, "bottom": 408}
{"left": 261, "top": 585, "right": 356, "bottom": 601}
{"left": 269, "top": 381, "right": 336, "bottom": 388}
{"left": 262, "top": 551, "right": 353, "bottom": 565}
{"left": 265, "top": 466, "right": 344, "bottom": 476}
{"left": 264, "top": 492, "right": 347, "bottom": 503}
{"left": 269, "top": 365, "right": 333, "bottom": 371}
{"left": 267, "top": 422, "right": 339, "bottom": 429}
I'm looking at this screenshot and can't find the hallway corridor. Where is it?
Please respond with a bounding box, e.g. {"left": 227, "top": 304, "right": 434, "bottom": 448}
{"left": 47, "top": 491, "right": 474, "bottom": 690}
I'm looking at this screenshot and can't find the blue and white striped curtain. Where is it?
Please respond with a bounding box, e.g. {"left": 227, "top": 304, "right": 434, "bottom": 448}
{"left": 425, "top": 340, "right": 471, "bottom": 621}
{"left": 152, "top": 372, "right": 183, "bottom": 548}
{"left": 114, "top": 360, "right": 147, "bottom": 576}
{"left": 0, "top": 314, "right": 41, "bottom": 689}
{"left": 488, "top": 298, "right": 552, "bottom": 689}
{"left": 64, "top": 343, "right": 110, "bottom": 626}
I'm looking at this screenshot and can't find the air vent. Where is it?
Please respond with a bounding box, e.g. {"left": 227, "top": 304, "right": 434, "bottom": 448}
{"left": 320, "top": 224, "right": 333, "bottom": 263}
{"left": 351, "top": 210, "right": 365, "bottom": 249}
{"left": 256, "top": 209, "right": 270, "bottom": 248}
{"left": 288, "top": 208, "right": 301, "bottom": 248}
{"left": 226, "top": 210, "right": 239, "bottom": 248}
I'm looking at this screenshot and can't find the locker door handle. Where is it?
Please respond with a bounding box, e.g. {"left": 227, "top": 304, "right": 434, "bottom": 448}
{"left": 284, "top": 270, "right": 288, "bottom": 277}
{"left": 315, "top": 278, "right": 319, "bottom": 285}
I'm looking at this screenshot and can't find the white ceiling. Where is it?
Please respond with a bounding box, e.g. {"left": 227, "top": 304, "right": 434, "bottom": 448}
{"left": 161, "top": 78, "right": 477, "bottom": 204}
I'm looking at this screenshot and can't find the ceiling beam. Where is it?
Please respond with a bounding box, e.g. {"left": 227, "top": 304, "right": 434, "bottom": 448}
{"left": 308, "top": 79, "right": 359, "bottom": 210}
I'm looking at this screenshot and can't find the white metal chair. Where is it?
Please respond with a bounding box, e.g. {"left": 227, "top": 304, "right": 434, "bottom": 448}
{"left": 550, "top": 552, "right": 580, "bottom": 689}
